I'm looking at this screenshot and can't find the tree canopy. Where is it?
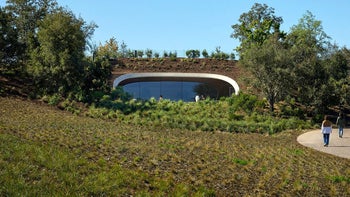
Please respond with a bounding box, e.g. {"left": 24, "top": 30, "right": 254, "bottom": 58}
{"left": 232, "top": 3, "right": 288, "bottom": 112}
{"left": 231, "top": 3, "right": 285, "bottom": 56}
{"left": 27, "top": 9, "right": 88, "bottom": 96}
{"left": 232, "top": 4, "right": 349, "bottom": 114}
{"left": 0, "top": 7, "right": 24, "bottom": 72}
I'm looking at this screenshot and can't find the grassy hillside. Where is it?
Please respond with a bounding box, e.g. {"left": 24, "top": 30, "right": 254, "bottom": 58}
{"left": 1, "top": 97, "right": 350, "bottom": 196}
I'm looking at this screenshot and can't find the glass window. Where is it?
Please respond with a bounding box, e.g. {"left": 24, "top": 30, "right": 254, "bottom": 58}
{"left": 121, "top": 80, "right": 226, "bottom": 101}
{"left": 160, "top": 81, "right": 182, "bottom": 101}
{"left": 140, "top": 82, "right": 160, "bottom": 100}
{"left": 123, "top": 82, "right": 140, "bottom": 99}
{"left": 182, "top": 82, "right": 200, "bottom": 102}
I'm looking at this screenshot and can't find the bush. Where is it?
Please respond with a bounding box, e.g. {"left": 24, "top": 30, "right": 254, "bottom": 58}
{"left": 186, "top": 50, "right": 200, "bottom": 58}
{"left": 47, "top": 94, "right": 62, "bottom": 106}
{"left": 84, "top": 90, "right": 314, "bottom": 133}
{"left": 229, "top": 93, "right": 260, "bottom": 115}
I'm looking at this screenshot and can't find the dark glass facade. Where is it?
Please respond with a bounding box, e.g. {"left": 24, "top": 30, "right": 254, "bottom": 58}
{"left": 122, "top": 81, "right": 219, "bottom": 101}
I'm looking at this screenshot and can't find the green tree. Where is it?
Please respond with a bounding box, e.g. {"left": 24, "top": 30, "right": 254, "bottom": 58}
{"left": 321, "top": 46, "right": 349, "bottom": 110}
{"left": 241, "top": 35, "right": 292, "bottom": 112}
{"left": 323, "top": 46, "right": 348, "bottom": 81}
{"left": 145, "top": 49, "right": 153, "bottom": 58}
{"left": 229, "top": 52, "right": 235, "bottom": 60}
{"left": 83, "top": 58, "right": 112, "bottom": 102}
{"left": 231, "top": 3, "right": 295, "bottom": 113}
{"left": 286, "top": 11, "right": 334, "bottom": 114}
{"left": 0, "top": 7, "right": 24, "bottom": 73}
{"left": 154, "top": 52, "right": 160, "bottom": 58}
{"left": 137, "top": 50, "right": 144, "bottom": 58}
{"left": 28, "top": 9, "right": 96, "bottom": 97}
{"left": 210, "top": 47, "right": 229, "bottom": 60}
{"left": 118, "top": 41, "right": 128, "bottom": 58}
{"left": 4, "top": 0, "right": 58, "bottom": 56}
{"left": 3, "top": 0, "right": 59, "bottom": 76}
{"left": 186, "top": 49, "right": 200, "bottom": 58}
{"left": 128, "top": 49, "right": 136, "bottom": 58}
{"left": 169, "top": 51, "right": 177, "bottom": 60}
{"left": 202, "top": 49, "right": 209, "bottom": 58}
{"left": 231, "top": 3, "right": 285, "bottom": 55}
{"left": 163, "top": 51, "right": 168, "bottom": 58}
{"left": 336, "top": 48, "right": 350, "bottom": 109}
{"left": 96, "top": 37, "right": 118, "bottom": 60}
{"left": 334, "top": 77, "right": 350, "bottom": 110}
{"left": 83, "top": 39, "right": 116, "bottom": 102}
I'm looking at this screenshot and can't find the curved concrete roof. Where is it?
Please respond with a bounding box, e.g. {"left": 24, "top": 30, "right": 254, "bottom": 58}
{"left": 113, "top": 72, "right": 240, "bottom": 95}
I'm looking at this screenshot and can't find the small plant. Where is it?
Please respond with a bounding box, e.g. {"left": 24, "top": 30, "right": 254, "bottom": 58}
{"left": 329, "top": 176, "right": 350, "bottom": 183}
{"left": 185, "top": 49, "right": 200, "bottom": 58}
{"left": 145, "top": 49, "right": 153, "bottom": 58}
{"left": 47, "top": 94, "right": 61, "bottom": 105}
{"left": 202, "top": 49, "right": 209, "bottom": 58}
{"left": 154, "top": 52, "right": 160, "bottom": 58}
{"left": 233, "top": 158, "right": 249, "bottom": 165}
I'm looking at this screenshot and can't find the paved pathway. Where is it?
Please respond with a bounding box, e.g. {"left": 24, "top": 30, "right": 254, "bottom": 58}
{"left": 297, "top": 128, "right": 350, "bottom": 159}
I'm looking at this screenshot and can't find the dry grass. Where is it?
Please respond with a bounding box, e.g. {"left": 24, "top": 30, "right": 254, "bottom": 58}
{"left": 1, "top": 97, "right": 350, "bottom": 196}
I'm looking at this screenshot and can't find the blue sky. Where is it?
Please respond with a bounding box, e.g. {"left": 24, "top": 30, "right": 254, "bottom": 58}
{"left": 1, "top": 0, "right": 350, "bottom": 56}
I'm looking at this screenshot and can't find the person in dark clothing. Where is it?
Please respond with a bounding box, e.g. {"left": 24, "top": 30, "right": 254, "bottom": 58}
{"left": 336, "top": 112, "right": 346, "bottom": 138}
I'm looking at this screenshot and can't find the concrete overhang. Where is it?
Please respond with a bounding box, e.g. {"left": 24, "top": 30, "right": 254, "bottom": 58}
{"left": 113, "top": 72, "right": 240, "bottom": 95}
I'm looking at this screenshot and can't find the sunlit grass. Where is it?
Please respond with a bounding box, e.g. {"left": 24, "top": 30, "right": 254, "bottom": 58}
{"left": 1, "top": 97, "right": 350, "bottom": 196}
{"left": 0, "top": 134, "right": 86, "bottom": 196}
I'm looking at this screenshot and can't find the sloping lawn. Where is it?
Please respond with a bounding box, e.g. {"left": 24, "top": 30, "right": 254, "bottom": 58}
{"left": 0, "top": 97, "right": 349, "bottom": 196}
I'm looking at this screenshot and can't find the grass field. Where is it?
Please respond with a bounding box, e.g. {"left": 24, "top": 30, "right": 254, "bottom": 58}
{"left": 1, "top": 97, "right": 350, "bottom": 196}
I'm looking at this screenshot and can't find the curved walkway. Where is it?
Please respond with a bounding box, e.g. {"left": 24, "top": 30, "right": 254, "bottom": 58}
{"left": 297, "top": 128, "right": 350, "bottom": 159}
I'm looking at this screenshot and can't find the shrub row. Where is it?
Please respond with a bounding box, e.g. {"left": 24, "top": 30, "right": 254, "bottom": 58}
{"left": 83, "top": 92, "right": 314, "bottom": 134}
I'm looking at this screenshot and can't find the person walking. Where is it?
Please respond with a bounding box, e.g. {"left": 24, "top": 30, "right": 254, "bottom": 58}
{"left": 336, "top": 112, "right": 346, "bottom": 138}
{"left": 195, "top": 95, "right": 200, "bottom": 102}
{"left": 321, "top": 115, "right": 332, "bottom": 147}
